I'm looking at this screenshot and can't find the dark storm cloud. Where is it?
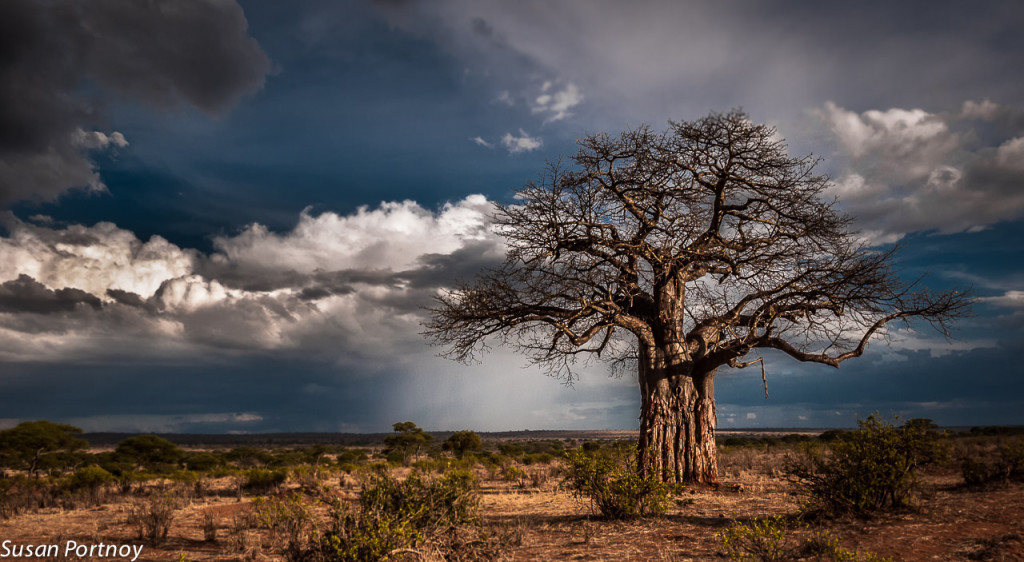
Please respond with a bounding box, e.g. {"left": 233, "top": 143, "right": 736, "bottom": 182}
{"left": 276, "top": 242, "right": 504, "bottom": 309}
{"left": 105, "top": 288, "right": 151, "bottom": 310}
{"left": 0, "top": 274, "right": 101, "bottom": 314}
{"left": 0, "top": 0, "right": 270, "bottom": 205}
{"left": 292, "top": 241, "right": 504, "bottom": 312}
{"left": 408, "top": 241, "right": 504, "bottom": 288}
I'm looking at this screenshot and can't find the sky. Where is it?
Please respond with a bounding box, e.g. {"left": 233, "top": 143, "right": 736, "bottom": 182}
{"left": 1, "top": 0, "right": 1023, "bottom": 433}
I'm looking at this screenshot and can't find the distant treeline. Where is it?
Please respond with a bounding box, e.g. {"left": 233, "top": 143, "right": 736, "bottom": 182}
{"left": 45, "top": 424, "right": 1024, "bottom": 450}
{"left": 717, "top": 425, "right": 1024, "bottom": 448}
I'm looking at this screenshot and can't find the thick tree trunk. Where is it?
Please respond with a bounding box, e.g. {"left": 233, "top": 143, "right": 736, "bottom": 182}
{"left": 637, "top": 350, "right": 718, "bottom": 484}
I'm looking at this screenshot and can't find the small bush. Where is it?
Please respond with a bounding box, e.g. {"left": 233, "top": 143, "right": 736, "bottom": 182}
{"left": 254, "top": 493, "right": 318, "bottom": 562}
{"left": 498, "top": 443, "right": 524, "bottom": 457}
{"left": 242, "top": 468, "right": 288, "bottom": 494}
{"left": 319, "top": 505, "right": 423, "bottom": 562}
{"left": 959, "top": 437, "right": 1024, "bottom": 486}
{"left": 799, "top": 530, "right": 893, "bottom": 561}
{"left": 718, "top": 516, "right": 789, "bottom": 562}
{"left": 360, "top": 468, "right": 479, "bottom": 530}
{"left": 335, "top": 449, "right": 369, "bottom": 466}
{"left": 317, "top": 467, "right": 480, "bottom": 561}
{"left": 202, "top": 512, "right": 218, "bottom": 542}
{"left": 563, "top": 443, "right": 672, "bottom": 519}
{"left": 0, "top": 475, "right": 41, "bottom": 519}
{"left": 66, "top": 466, "right": 114, "bottom": 503}
{"left": 130, "top": 491, "right": 180, "bottom": 545}
{"left": 786, "top": 414, "right": 947, "bottom": 516}
{"left": 501, "top": 465, "right": 528, "bottom": 487}
{"left": 718, "top": 517, "right": 893, "bottom": 561}
{"left": 522, "top": 452, "right": 554, "bottom": 465}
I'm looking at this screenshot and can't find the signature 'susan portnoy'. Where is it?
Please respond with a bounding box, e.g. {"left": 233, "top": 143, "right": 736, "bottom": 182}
{"left": 1, "top": 540, "right": 143, "bottom": 561}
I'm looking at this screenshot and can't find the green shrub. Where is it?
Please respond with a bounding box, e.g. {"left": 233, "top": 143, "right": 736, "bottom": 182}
{"left": 384, "top": 450, "right": 406, "bottom": 465}
{"left": 818, "top": 429, "right": 850, "bottom": 443}
{"left": 184, "top": 452, "right": 223, "bottom": 472}
{"left": 115, "top": 435, "right": 184, "bottom": 473}
{"left": 442, "top": 430, "right": 482, "bottom": 459}
{"left": 242, "top": 468, "right": 288, "bottom": 494}
{"left": 563, "top": 443, "right": 672, "bottom": 519}
{"left": 718, "top": 516, "right": 789, "bottom": 561}
{"left": 65, "top": 466, "right": 114, "bottom": 504}
{"left": 799, "top": 530, "right": 893, "bottom": 561}
{"left": 718, "top": 517, "right": 893, "bottom": 561}
{"left": 316, "top": 467, "right": 479, "bottom": 561}
{"left": 66, "top": 466, "right": 114, "bottom": 492}
{"left": 335, "top": 449, "right": 369, "bottom": 466}
{"left": 522, "top": 452, "right": 554, "bottom": 465}
{"left": 498, "top": 443, "right": 523, "bottom": 457}
{"left": 360, "top": 468, "right": 479, "bottom": 530}
{"left": 253, "top": 493, "right": 317, "bottom": 562}
{"left": 319, "top": 507, "right": 422, "bottom": 562}
{"left": 225, "top": 446, "right": 275, "bottom": 468}
{"left": 786, "top": 414, "right": 947, "bottom": 516}
{"left": 411, "top": 458, "right": 449, "bottom": 474}
{"left": 959, "top": 437, "right": 1024, "bottom": 486}
{"left": 208, "top": 465, "right": 240, "bottom": 478}
{"left": 500, "top": 465, "right": 528, "bottom": 487}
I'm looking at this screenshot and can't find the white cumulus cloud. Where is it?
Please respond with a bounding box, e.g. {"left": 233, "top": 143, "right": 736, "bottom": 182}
{"left": 819, "top": 101, "right": 1024, "bottom": 243}
{"left": 501, "top": 129, "right": 542, "bottom": 154}
{"left": 212, "top": 195, "right": 496, "bottom": 273}
{"left": 531, "top": 82, "right": 582, "bottom": 122}
{"left": 0, "top": 196, "right": 505, "bottom": 364}
{"left": 0, "top": 220, "right": 196, "bottom": 298}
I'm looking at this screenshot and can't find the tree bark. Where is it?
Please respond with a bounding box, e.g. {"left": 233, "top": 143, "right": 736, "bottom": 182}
{"left": 638, "top": 349, "right": 718, "bottom": 484}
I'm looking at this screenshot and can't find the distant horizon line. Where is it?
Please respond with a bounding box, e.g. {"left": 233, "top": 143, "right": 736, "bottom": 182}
{"left": 76, "top": 424, "right": 1022, "bottom": 437}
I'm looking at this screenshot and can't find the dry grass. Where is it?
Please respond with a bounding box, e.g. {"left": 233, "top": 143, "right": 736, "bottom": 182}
{"left": 1, "top": 444, "right": 1023, "bottom": 561}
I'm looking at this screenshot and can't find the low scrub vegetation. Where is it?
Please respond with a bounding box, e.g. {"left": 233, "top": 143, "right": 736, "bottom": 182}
{"left": 2, "top": 420, "right": 1024, "bottom": 560}
{"left": 129, "top": 491, "right": 180, "bottom": 545}
{"left": 563, "top": 442, "right": 674, "bottom": 519}
{"left": 244, "top": 465, "right": 500, "bottom": 561}
{"left": 717, "top": 516, "right": 892, "bottom": 561}
{"left": 786, "top": 415, "right": 948, "bottom": 516}
{"left": 958, "top": 436, "right": 1024, "bottom": 486}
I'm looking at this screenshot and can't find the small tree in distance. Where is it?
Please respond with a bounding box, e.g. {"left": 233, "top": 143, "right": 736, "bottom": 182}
{"left": 426, "top": 111, "right": 970, "bottom": 485}
{"left": 443, "top": 430, "right": 483, "bottom": 458}
{"left": 384, "top": 421, "right": 433, "bottom": 466}
{"left": 115, "top": 435, "right": 183, "bottom": 472}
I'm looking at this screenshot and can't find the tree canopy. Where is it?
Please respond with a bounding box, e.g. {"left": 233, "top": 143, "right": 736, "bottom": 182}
{"left": 430, "top": 112, "right": 966, "bottom": 378}
{"left": 0, "top": 420, "right": 88, "bottom": 477}
{"left": 426, "top": 111, "right": 970, "bottom": 483}
{"left": 384, "top": 421, "right": 433, "bottom": 466}
{"left": 443, "top": 430, "right": 483, "bottom": 458}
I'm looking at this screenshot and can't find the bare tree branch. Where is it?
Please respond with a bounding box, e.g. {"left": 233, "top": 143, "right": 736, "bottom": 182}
{"left": 423, "top": 110, "right": 972, "bottom": 483}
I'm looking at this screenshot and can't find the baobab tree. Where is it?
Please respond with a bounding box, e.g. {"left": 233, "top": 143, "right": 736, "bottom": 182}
{"left": 425, "top": 111, "right": 969, "bottom": 484}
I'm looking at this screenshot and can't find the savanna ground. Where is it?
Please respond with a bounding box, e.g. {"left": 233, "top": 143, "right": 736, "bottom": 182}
{"left": 1, "top": 429, "right": 1022, "bottom": 561}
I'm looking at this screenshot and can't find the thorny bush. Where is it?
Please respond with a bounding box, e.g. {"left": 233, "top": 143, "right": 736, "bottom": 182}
{"left": 786, "top": 415, "right": 947, "bottom": 516}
